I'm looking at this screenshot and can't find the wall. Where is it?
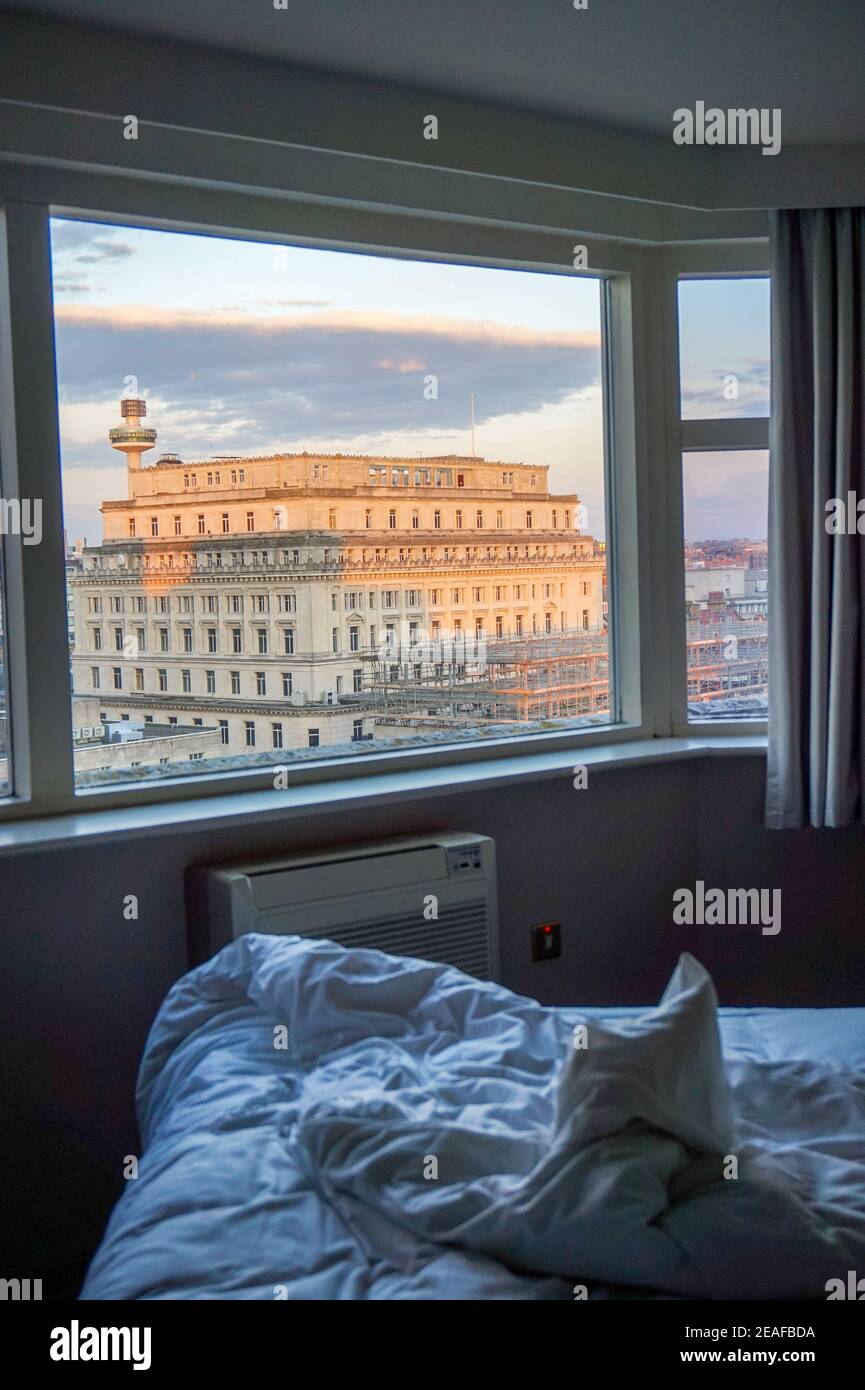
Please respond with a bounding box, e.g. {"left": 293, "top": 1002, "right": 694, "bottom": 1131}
{"left": 3, "top": 752, "right": 865, "bottom": 1291}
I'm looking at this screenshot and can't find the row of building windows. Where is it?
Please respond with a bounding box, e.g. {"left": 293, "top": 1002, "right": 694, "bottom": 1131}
{"left": 85, "top": 579, "right": 592, "bottom": 618}
{"left": 367, "top": 466, "right": 533, "bottom": 489}
{"left": 175, "top": 462, "right": 536, "bottom": 493}
{"left": 96, "top": 712, "right": 365, "bottom": 751}
{"left": 86, "top": 603, "right": 594, "bottom": 658}
{"left": 373, "top": 505, "right": 564, "bottom": 531}
{"left": 89, "top": 667, "right": 366, "bottom": 697}
{"left": 88, "top": 625, "right": 298, "bottom": 655}
{"left": 128, "top": 505, "right": 571, "bottom": 538}
{"left": 182, "top": 468, "right": 247, "bottom": 488}
{"left": 83, "top": 541, "right": 591, "bottom": 572}
{"left": 87, "top": 592, "right": 298, "bottom": 615}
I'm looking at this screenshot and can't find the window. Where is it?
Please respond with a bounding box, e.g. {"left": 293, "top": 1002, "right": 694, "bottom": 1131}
{"left": 677, "top": 276, "right": 770, "bottom": 723}
{"left": 49, "top": 217, "right": 615, "bottom": 794}
{"left": 272, "top": 722, "right": 283, "bottom": 749}
{"left": 678, "top": 279, "right": 770, "bottom": 420}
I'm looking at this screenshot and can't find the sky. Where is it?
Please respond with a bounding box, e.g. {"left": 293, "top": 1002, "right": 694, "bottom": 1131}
{"left": 49, "top": 219, "right": 770, "bottom": 545}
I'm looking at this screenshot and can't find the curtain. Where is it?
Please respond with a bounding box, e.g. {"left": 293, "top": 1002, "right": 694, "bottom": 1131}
{"left": 767, "top": 208, "right": 865, "bottom": 828}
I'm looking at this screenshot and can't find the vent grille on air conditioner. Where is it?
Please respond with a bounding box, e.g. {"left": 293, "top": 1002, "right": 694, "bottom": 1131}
{"left": 186, "top": 832, "right": 498, "bottom": 981}
{"left": 297, "top": 899, "right": 494, "bottom": 979}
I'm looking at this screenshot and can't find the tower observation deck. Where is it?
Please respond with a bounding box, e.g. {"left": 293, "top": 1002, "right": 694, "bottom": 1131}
{"left": 109, "top": 398, "right": 157, "bottom": 472}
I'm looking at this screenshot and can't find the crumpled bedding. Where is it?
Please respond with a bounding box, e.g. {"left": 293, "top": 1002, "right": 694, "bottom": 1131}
{"left": 81, "top": 934, "right": 865, "bottom": 1300}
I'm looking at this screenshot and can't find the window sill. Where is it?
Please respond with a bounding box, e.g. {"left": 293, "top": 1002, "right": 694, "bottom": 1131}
{"left": 0, "top": 734, "right": 767, "bottom": 857}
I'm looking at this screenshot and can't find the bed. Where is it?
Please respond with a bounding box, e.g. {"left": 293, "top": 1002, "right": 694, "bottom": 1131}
{"left": 81, "top": 934, "right": 865, "bottom": 1300}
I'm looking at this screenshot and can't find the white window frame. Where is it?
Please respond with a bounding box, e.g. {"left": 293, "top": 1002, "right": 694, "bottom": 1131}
{"left": 0, "top": 155, "right": 767, "bottom": 819}
{"left": 659, "top": 245, "right": 770, "bottom": 738}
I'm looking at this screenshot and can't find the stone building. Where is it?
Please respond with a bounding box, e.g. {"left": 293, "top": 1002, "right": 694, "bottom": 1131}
{"left": 69, "top": 400, "right": 607, "bottom": 771}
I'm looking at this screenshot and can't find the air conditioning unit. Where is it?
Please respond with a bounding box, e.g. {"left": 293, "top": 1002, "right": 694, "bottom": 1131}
{"left": 289, "top": 691, "right": 307, "bottom": 706}
{"left": 186, "top": 832, "right": 498, "bottom": 980}
{"left": 324, "top": 690, "right": 338, "bottom": 705}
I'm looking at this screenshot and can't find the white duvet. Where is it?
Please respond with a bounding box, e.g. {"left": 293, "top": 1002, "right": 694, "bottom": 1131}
{"left": 81, "top": 934, "right": 865, "bottom": 1300}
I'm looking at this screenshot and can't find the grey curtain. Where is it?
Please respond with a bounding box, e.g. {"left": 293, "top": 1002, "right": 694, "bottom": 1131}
{"left": 767, "top": 208, "right": 865, "bottom": 828}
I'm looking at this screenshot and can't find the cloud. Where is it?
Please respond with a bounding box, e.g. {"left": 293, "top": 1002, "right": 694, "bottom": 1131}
{"left": 51, "top": 220, "right": 136, "bottom": 266}
{"left": 681, "top": 358, "right": 769, "bottom": 417}
{"left": 53, "top": 305, "right": 602, "bottom": 462}
{"left": 257, "top": 299, "right": 332, "bottom": 308}
{"left": 53, "top": 272, "right": 93, "bottom": 295}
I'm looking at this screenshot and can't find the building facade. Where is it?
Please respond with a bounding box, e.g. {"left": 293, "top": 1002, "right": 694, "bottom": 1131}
{"left": 69, "top": 401, "right": 607, "bottom": 772}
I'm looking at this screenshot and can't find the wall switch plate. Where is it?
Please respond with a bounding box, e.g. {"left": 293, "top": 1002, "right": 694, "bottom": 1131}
{"left": 531, "top": 921, "right": 561, "bottom": 961}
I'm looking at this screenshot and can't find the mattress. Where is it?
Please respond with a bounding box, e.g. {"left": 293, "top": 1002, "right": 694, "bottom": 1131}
{"left": 81, "top": 934, "right": 865, "bottom": 1300}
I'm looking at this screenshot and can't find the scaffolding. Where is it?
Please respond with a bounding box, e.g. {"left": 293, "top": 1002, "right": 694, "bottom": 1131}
{"left": 360, "top": 617, "right": 768, "bottom": 726}
{"left": 361, "top": 627, "right": 611, "bottom": 726}
{"left": 685, "top": 621, "right": 768, "bottom": 703}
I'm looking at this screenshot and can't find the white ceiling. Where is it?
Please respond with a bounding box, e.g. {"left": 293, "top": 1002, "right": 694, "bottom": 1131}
{"left": 7, "top": 0, "right": 865, "bottom": 146}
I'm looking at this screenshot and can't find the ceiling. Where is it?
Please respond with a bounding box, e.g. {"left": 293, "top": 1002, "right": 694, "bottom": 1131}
{"left": 7, "top": 0, "right": 865, "bottom": 146}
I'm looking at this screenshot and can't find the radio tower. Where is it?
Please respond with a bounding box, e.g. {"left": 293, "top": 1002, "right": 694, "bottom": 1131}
{"left": 109, "top": 397, "right": 157, "bottom": 497}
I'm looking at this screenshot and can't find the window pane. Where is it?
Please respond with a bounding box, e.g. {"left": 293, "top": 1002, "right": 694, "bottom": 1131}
{"left": 683, "top": 450, "right": 768, "bottom": 720}
{"left": 50, "top": 218, "right": 613, "bottom": 788}
{"left": 679, "top": 278, "right": 770, "bottom": 419}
